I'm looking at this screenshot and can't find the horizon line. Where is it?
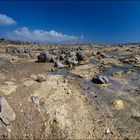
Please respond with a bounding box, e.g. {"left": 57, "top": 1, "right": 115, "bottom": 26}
{"left": 1, "top": 38, "right": 140, "bottom": 46}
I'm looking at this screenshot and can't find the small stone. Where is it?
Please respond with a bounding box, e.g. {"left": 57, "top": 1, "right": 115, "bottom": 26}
{"left": 54, "top": 61, "right": 64, "bottom": 68}
{"left": 84, "top": 86, "right": 90, "bottom": 90}
{"left": 30, "top": 74, "right": 37, "bottom": 80}
{"left": 7, "top": 128, "right": 11, "bottom": 133}
{"left": 100, "top": 52, "right": 107, "bottom": 58}
{"left": 0, "top": 96, "right": 16, "bottom": 125}
{"left": 36, "top": 74, "right": 46, "bottom": 82}
{"left": 111, "top": 71, "right": 123, "bottom": 77}
{"left": 105, "top": 128, "right": 110, "bottom": 134}
{"left": 20, "top": 109, "right": 23, "bottom": 113}
{"left": 31, "top": 96, "right": 39, "bottom": 106}
{"left": 51, "top": 68, "right": 55, "bottom": 72}
{"left": 91, "top": 75, "right": 109, "bottom": 84}
{"left": 113, "top": 100, "right": 124, "bottom": 110}
{"left": 92, "top": 51, "right": 97, "bottom": 56}
{"left": 126, "top": 69, "right": 136, "bottom": 74}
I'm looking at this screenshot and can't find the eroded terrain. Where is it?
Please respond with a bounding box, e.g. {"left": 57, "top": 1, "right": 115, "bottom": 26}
{"left": 0, "top": 40, "right": 140, "bottom": 139}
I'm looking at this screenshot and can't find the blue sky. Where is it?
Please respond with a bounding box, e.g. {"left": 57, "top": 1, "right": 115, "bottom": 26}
{"left": 0, "top": 0, "right": 140, "bottom": 43}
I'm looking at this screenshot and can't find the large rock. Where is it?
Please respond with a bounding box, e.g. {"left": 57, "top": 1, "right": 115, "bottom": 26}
{"left": 37, "top": 50, "right": 53, "bottom": 63}
{"left": 17, "top": 48, "right": 24, "bottom": 54}
{"left": 66, "top": 55, "right": 78, "bottom": 66}
{"left": 5, "top": 47, "right": 11, "bottom": 53}
{"left": 121, "top": 55, "right": 140, "bottom": 65}
{"left": 24, "top": 48, "right": 32, "bottom": 56}
{"left": 54, "top": 61, "right": 65, "bottom": 68}
{"left": 91, "top": 75, "right": 109, "bottom": 84}
{"left": 12, "top": 49, "right": 18, "bottom": 54}
{"left": 24, "top": 48, "right": 32, "bottom": 54}
{"left": 92, "top": 51, "right": 97, "bottom": 56}
{"left": 37, "top": 54, "right": 45, "bottom": 62}
{"left": 0, "top": 56, "right": 10, "bottom": 63}
{"left": 6, "top": 47, "right": 17, "bottom": 54}
{"left": 51, "top": 49, "right": 60, "bottom": 55}
{"left": 59, "top": 54, "right": 65, "bottom": 60}
{"left": 70, "top": 51, "right": 77, "bottom": 57}
{"left": 0, "top": 96, "right": 16, "bottom": 125}
{"left": 65, "top": 51, "right": 82, "bottom": 66}
{"left": 76, "top": 51, "right": 84, "bottom": 61}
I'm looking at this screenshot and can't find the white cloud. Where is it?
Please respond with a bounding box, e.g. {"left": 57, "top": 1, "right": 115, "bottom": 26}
{"left": 7, "top": 27, "right": 79, "bottom": 43}
{"left": 0, "top": 14, "right": 16, "bottom": 25}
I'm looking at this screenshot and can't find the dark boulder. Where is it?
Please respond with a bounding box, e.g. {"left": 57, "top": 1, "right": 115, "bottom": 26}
{"left": 37, "top": 51, "right": 54, "bottom": 63}
{"left": 12, "top": 49, "right": 18, "bottom": 54}
{"left": 91, "top": 75, "right": 109, "bottom": 84}
{"left": 59, "top": 54, "right": 65, "bottom": 60}
{"left": 76, "top": 51, "right": 84, "bottom": 61}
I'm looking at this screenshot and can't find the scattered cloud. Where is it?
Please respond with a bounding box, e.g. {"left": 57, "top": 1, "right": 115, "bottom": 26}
{"left": 7, "top": 26, "right": 80, "bottom": 43}
{"left": 0, "top": 14, "right": 16, "bottom": 25}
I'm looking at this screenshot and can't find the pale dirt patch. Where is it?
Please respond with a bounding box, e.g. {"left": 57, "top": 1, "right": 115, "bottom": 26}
{"left": 0, "top": 81, "right": 17, "bottom": 95}
{"left": 71, "top": 64, "right": 100, "bottom": 79}
{"left": 32, "top": 75, "right": 95, "bottom": 139}
{"left": 21, "top": 78, "right": 36, "bottom": 87}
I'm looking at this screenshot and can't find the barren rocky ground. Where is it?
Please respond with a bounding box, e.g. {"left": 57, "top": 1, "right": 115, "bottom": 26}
{"left": 0, "top": 39, "right": 140, "bottom": 139}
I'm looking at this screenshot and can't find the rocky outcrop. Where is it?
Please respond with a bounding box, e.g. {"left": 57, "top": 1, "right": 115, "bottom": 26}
{"left": 76, "top": 51, "right": 84, "bottom": 61}
{"left": 5, "top": 47, "right": 32, "bottom": 56}
{"left": 0, "top": 97, "right": 16, "bottom": 125}
{"left": 37, "top": 51, "right": 54, "bottom": 63}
